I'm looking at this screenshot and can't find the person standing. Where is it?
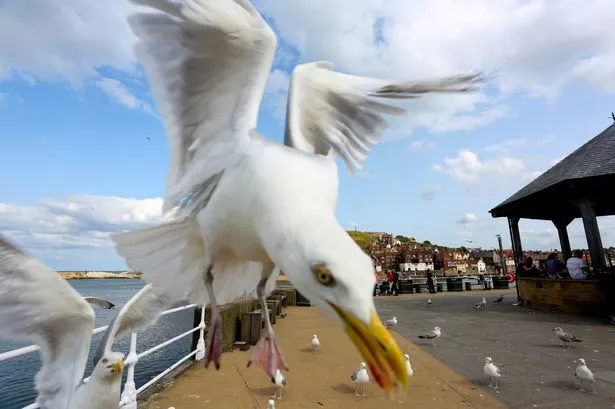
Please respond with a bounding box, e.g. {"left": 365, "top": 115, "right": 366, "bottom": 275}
{"left": 426, "top": 270, "right": 436, "bottom": 294}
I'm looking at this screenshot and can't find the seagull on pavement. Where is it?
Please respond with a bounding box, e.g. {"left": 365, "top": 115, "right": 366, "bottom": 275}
{"left": 574, "top": 358, "right": 595, "bottom": 393}
{"left": 553, "top": 327, "right": 582, "bottom": 349}
{"left": 492, "top": 295, "right": 504, "bottom": 303}
{"left": 0, "top": 235, "right": 169, "bottom": 409}
{"left": 475, "top": 297, "right": 487, "bottom": 310}
{"left": 267, "top": 399, "right": 276, "bottom": 409}
{"left": 311, "top": 334, "right": 320, "bottom": 353}
{"left": 111, "top": 0, "right": 483, "bottom": 392}
{"left": 484, "top": 357, "right": 502, "bottom": 391}
{"left": 384, "top": 316, "right": 397, "bottom": 329}
{"left": 351, "top": 362, "right": 370, "bottom": 397}
{"left": 427, "top": 297, "right": 432, "bottom": 305}
{"left": 271, "top": 369, "right": 286, "bottom": 400}
{"left": 404, "top": 354, "right": 414, "bottom": 377}
{"left": 418, "top": 326, "right": 442, "bottom": 348}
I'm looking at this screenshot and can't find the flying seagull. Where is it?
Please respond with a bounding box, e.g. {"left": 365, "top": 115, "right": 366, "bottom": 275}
{"left": 0, "top": 235, "right": 122, "bottom": 409}
{"left": 484, "top": 357, "right": 502, "bottom": 391}
{"left": 553, "top": 327, "right": 582, "bottom": 349}
{"left": 111, "top": 0, "right": 482, "bottom": 392}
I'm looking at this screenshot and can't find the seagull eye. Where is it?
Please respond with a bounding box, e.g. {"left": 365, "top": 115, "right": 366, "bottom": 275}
{"left": 312, "top": 264, "right": 336, "bottom": 286}
{"left": 102, "top": 358, "right": 108, "bottom": 364}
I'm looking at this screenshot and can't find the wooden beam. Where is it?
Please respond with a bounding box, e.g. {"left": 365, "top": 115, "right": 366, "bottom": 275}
{"left": 507, "top": 216, "right": 523, "bottom": 263}
{"left": 571, "top": 198, "right": 605, "bottom": 270}
{"left": 552, "top": 217, "right": 574, "bottom": 260}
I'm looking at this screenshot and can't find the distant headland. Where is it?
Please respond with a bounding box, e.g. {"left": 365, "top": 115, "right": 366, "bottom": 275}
{"left": 58, "top": 271, "right": 143, "bottom": 280}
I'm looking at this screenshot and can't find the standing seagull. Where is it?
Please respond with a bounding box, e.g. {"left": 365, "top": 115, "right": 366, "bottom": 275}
{"left": 427, "top": 297, "right": 432, "bottom": 305}
{"left": 484, "top": 357, "right": 502, "bottom": 391}
{"left": 553, "top": 327, "right": 583, "bottom": 349}
{"left": 418, "top": 326, "right": 442, "bottom": 348}
{"left": 574, "top": 358, "right": 595, "bottom": 393}
{"left": 267, "top": 399, "right": 276, "bottom": 409}
{"left": 404, "top": 354, "right": 414, "bottom": 377}
{"left": 112, "top": 0, "right": 483, "bottom": 391}
{"left": 351, "top": 362, "right": 370, "bottom": 397}
{"left": 0, "top": 235, "right": 167, "bottom": 409}
{"left": 311, "top": 334, "right": 320, "bottom": 353}
{"left": 475, "top": 297, "right": 487, "bottom": 310}
{"left": 271, "top": 369, "right": 286, "bottom": 400}
{"left": 384, "top": 316, "right": 397, "bottom": 329}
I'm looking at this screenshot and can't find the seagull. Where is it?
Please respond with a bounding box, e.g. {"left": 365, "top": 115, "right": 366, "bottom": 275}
{"left": 112, "top": 0, "right": 482, "bottom": 392}
{"left": 553, "top": 327, "right": 582, "bottom": 349}
{"left": 574, "top": 358, "right": 595, "bottom": 393}
{"left": 267, "top": 399, "right": 276, "bottom": 409}
{"left": 271, "top": 369, "right": 286, "bottom": 400}
{"left": 383, "top": 316, "right": 397, "bottom": 329}
{"left": 484, "top": 357, "right": 502, "bottom": 391}
{"left": 418, "top": 326, "right": 442, "bottom": 348}
{"left": 404, "top": 354, "right": 414, "bottom": 377}
{"left": 351, "top": 362, "right": 370, "bottom": 397}
{"left": 492, "top": 295, "right": 504, "bottom": 303}
{"left": 0, "top": 235, "right": 166, "bottom": 409}
{"left": 427, "top": 297, "right": 432, "bottom": 305}
{"left": 83, "top": 297, "right": 115, "bottom": 310}
{"left": 311, "top": 334, "right": 320, "bottom": 353}
{"left": 475, "top": 297, "right": 487, "bottom": 310}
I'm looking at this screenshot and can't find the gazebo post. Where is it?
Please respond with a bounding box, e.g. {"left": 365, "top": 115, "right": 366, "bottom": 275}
{"left": 552, "top": 217, "right": 573, "bottom": 260}
{"left": 572, "top": 198, "right": 605, "bottom": 270}
{"left": 507, "top": 216, "right": 523, "bottom": 263}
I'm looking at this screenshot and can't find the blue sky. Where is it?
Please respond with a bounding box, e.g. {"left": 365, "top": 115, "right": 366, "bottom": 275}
{"left": 1, "top": 0, "right": 615, "bottom": 270}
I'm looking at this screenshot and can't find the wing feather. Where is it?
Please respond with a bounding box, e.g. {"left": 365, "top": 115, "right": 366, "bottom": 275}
{"left": 0, "top": 236, "right": 94, "bottom": 409}
{"left": 83, "top": 297, "right": 115, "bottom": 310}
{"left": 284, "top": 62, "right": 484, "bottom": 171}
{"left": 128, "top": 0, "right": 277, "bottom": 215}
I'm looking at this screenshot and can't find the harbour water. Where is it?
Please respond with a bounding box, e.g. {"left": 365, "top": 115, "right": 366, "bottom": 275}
{"left": 0, "top": 279, "right": 195, "bottom": 409}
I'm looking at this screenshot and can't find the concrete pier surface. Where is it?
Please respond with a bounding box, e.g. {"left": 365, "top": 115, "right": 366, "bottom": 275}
{"left": 376, "top": 290, "right": 615, "bottom": 409}
{"left": 141, "top": 304, "right": 505, "bottom": 409}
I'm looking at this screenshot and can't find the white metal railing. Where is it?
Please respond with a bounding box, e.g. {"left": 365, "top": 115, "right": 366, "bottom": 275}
{"left": 0, "top": 303, "right": 206, "bottom": 409}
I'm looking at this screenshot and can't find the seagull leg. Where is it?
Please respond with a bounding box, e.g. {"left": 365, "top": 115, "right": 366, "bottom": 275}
{"left": 247, "top": 272, "right": 289, "bottom": 379}
{"left": 362, "top": 383, "right": 368, "bottom": 397}
{"left": 204, "top": 267, "right": 223, "bottom": 370}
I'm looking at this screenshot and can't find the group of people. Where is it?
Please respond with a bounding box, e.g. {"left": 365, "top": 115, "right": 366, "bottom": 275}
{"left": 374, "top": 271, "right": 400, "bottom": 296}
{"left": 517, "top": 250, "right": 589, "bottom": 280}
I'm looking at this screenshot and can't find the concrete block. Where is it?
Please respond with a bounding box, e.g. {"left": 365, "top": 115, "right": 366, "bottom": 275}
{"left": 240, "top": 312, "right": 252, "bottom": 343}
{"left": 249, "top": 310, "right": 262, "bottom": 345}
{"left": 266, "top": 301, "right": 277, "bottom": 324}
{"left": 274, "top": 288, "right": 296, "bottom": 306}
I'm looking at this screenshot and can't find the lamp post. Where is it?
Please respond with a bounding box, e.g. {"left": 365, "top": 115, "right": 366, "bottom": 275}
{"left": 496, "top": 234, "right": 505, "bottom": 275}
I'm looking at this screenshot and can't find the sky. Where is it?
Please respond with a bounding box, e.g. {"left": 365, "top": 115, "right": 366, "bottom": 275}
{"left": 1, "top": 0, "right": 615, "bottom": 270}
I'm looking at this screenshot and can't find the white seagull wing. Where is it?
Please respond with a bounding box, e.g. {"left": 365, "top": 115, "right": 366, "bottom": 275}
{"left": 128, "top": 0, "right": 277, "bottom": 215}
{"left": 93, "top": 284, "right": 174, "bottom": 364}
{"left": 283, "top": 62, "right": 484, "bottom": 171}
{"left": 0, "top": 236, "right": 94, "bottom": 409}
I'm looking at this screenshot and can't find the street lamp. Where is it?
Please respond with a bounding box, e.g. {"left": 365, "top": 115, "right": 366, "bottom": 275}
{"left": 496, "top": 234, "right": 505, "bottom": 275}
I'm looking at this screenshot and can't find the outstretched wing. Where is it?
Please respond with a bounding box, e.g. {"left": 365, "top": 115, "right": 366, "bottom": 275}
{"left": 0, "top": 236, "right": 94, "bottom": 409}
{"left": 283, "top": 61, "right": 483, "bottom": 171}
{"left": 83, "top": 296, "right": 115, "bottom": 310}
{"left": 93, "top": 284, "right": 174, "bottom": 365}
{"left": 128, "top": 0, "right": 277, "bottom": 215}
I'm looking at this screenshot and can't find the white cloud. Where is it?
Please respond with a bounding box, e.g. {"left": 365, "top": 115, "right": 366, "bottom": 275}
{"left": 421, "top": 184, "right": 443, "bottom": 200}
{"left": 457, "top": 213, "right": 478, "bottom": 225}
{"left": 408, "top": 138, "right": 435, "bottom": 152}
{"left": 0, "top": 195, "right": 165, "bottom": 252}
{"left": 96, "top": 77, "right": 153, "bottom": 114}
{"left": 433, "top": 150, "right": 528, "bottom": 183}
{"left": 484, "top": 138, "right": 528, "bottom": 154}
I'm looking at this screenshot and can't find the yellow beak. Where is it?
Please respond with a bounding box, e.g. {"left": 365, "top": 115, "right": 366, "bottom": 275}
{"left": 327, "top": 302, "right": 409, "bottom": 395}
{"left": 107, "top": 360, "right": 124, "bottom": 374}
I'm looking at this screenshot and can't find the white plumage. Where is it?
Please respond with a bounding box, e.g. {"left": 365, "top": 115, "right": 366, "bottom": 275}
{"left": 267, "top": 399, "right": 276, "bottom": 409}
{"left": 404, "top": 354, "right": 414, "bottom": 377}
{"left": 351, "top": 362, "right": 370, "bottom": 397}
{"left": 574, "top": 358, "right": 595, "bottom": 393}
{"left": 384, "top": 316, "right": 397, "bottom": 329}
{"left": 0, "top": 235, "right": 131, "bottom": 409}
{"left": 271, "top": 369, "right": 286, "bottom": 400}
{"left": 111, "top": 0, "right": 482, "bottom": 388}
{"left": 311, "top": 334, "right": 320, "bottom": 352}
{"left": 483, "top": 357, "right": 501, "bottom": 390}
{"left": 475, "top": 297, "right": 487, "bottom": 309}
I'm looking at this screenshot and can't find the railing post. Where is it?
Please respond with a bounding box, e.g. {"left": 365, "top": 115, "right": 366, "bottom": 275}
{"left": 119, "top": 332, "right": 139, "bottom": 409}
{"left": 195, "top": 305, "right": 206, "bottom": 361}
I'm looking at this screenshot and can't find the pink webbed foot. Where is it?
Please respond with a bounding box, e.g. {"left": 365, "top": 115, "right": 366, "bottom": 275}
{"left": 247, "top": 332, "right": 289, "bottom": 379}
{"left": 204, "top": 311, "right": 222, "bottom": 370}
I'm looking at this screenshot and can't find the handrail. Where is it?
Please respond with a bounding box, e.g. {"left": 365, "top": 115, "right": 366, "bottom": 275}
{"left": 0, "top": 302, "right": 206, "bottom": 409}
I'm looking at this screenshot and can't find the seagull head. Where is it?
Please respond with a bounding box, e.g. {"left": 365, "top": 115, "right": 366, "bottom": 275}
{"left": 404, "top": 354, "right": 410, "bottom": 361}
{"left": 434, "top": 326, "right": 441, "bottom": 333}
{"left": 577, "top": 358, "right": 586, "bottom": 365}
{"left": 485, "top": 357, "right": 493, "bottom": 364}
{"left": 273, "top": 226, "right": 408, "bottom": 394}
{"left": 553, "top": 326, "right": 563, "bottom": 333}
{"left": 94, "top": 351, "right": 125, "bottom": 379}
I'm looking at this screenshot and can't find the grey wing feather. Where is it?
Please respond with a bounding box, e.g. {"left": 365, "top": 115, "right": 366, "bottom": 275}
{"left": 351, "top": 371, "right": 358, "bottom": 381}
{"left": 83, "top": 296, "right": 115, "bottom": 310}
{"left": 0, "top": 235, "right": 95, "bottom": 409}
{"left": 418, "top": 331, "right": 436, "bottom": 339}
{"left": 93, "top": 284, "right": 174, "bottom": 365}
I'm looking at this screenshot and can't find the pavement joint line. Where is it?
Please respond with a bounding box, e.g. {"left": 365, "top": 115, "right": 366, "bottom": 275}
{"left": 235, "top": 362, "right": 261, "bottom": 409}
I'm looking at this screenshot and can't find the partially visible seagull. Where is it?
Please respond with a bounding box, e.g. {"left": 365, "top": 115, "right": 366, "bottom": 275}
{"left": 553, "top": 327, "right": 582, "bottom": 349}
{"left": 311, "top": 334, "right": 320, "bottom": 353}
{"left": 271, "top": 369, "right": 286, "bottom": 400}
{"left": 418, "top": 326, "right": 442, "bottom": 348}
{"left": 384, "top": 316, "right": 397, "bottom": 329}
{"left": 427, "top": 297, "right": 432, "bottom": 305}
{"left": 574, "top": 358, "right": 595, "bottom": 393}
{"left": 492, "top": 295, "right": 504, "bottom": 303}
{"left": 113, "top": 0, "right": 482, "bottom": 393}
{"left": 475, "top": 297, "right": 487, "bottom": 310}
{"left": 267, "top": 399, "right": 276, "bottom": 409}
{"left": 351, "top": 362, "right": 370, "bottom": 397}
{"left": 0, "top": 235, "right": 163, "bottom": 409}
{"left": 404, "top": 354, "right": 414, "bottom": 377}
{"left": 484, "top": 357, "right": 502, "bottom": 391}
{"left": 83, "top": 297, "right": 115, "bottom": 310}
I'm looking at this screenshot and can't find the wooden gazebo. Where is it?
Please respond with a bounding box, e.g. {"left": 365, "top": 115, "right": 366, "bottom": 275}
{"left": 489, "top": 123, "right": 615, "bottom": 317}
